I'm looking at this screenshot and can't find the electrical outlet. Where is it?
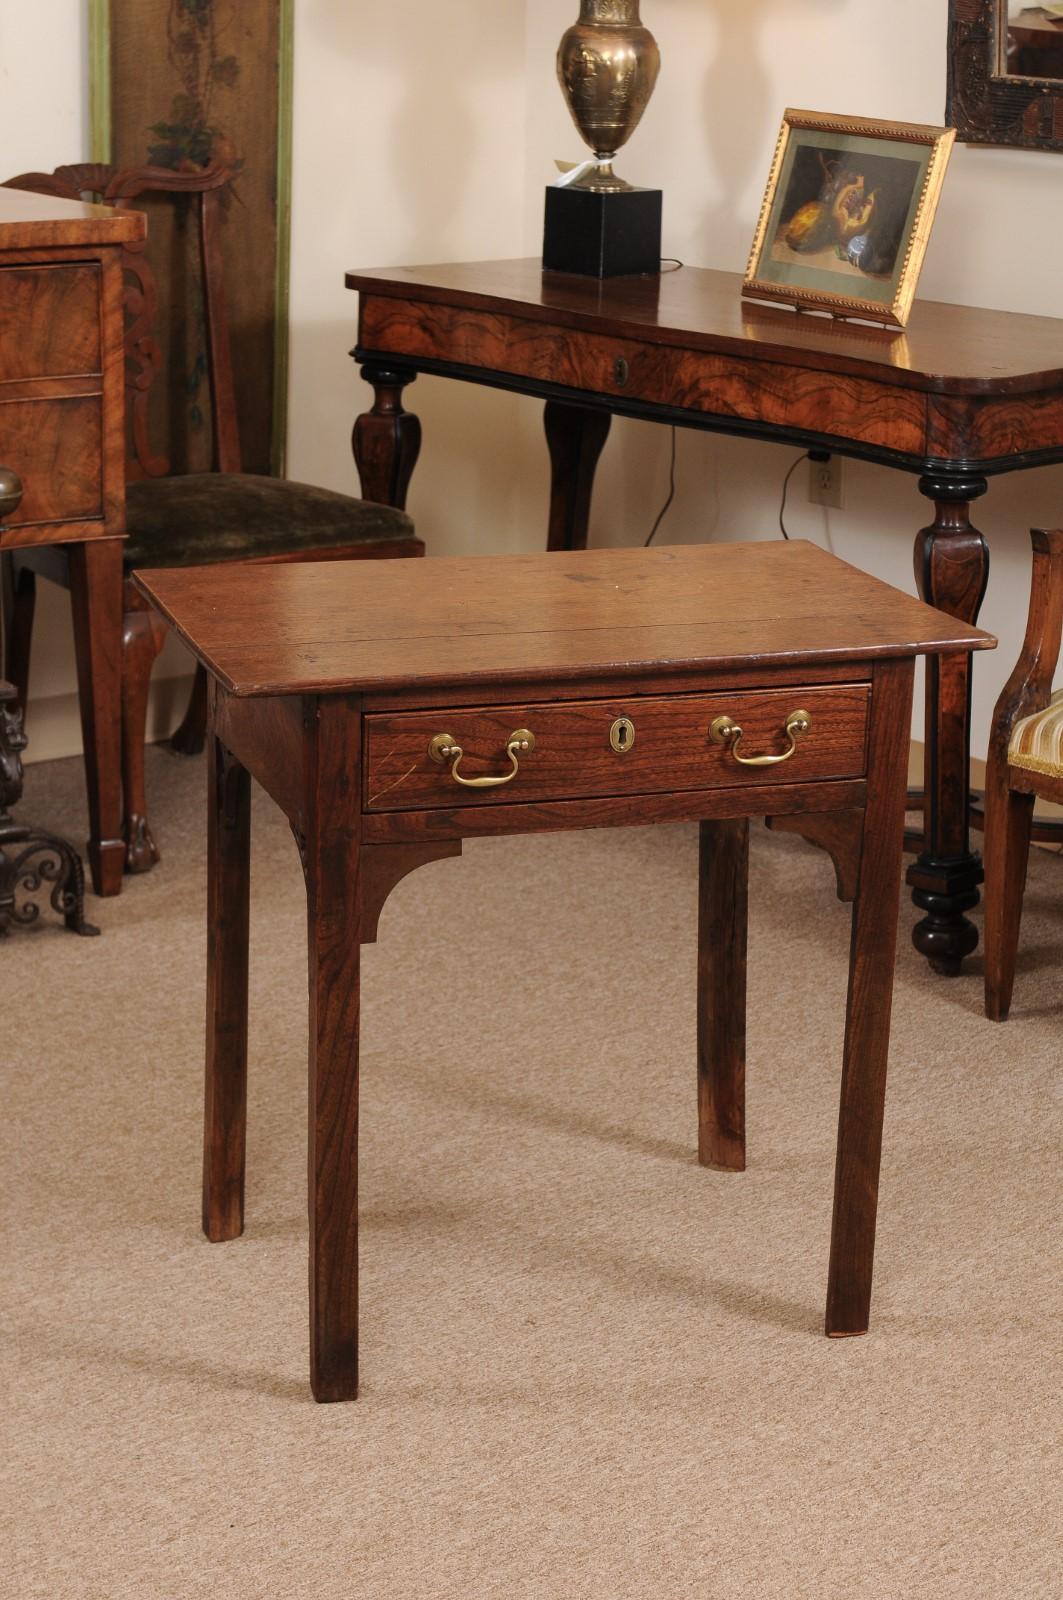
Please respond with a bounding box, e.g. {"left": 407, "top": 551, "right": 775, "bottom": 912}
{"left": 808, "top": 455, "right": 843, "bottom": 509}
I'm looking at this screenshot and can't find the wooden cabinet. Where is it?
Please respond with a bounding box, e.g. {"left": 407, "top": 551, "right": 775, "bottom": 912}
{"left": 0, "top": 188, "right": 144, "bottom": 895}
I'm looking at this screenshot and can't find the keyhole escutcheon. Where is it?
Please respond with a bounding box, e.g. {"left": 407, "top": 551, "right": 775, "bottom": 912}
{"left": 609, "top": 716, "right": 636, "bottom": 754}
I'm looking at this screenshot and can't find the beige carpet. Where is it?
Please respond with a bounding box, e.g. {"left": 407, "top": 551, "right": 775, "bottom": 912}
{"left": 2, "top": 747, "right": 1061, "bottom": 1599}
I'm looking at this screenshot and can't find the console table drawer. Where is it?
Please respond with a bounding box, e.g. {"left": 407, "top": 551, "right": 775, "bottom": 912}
{"left": 0, "top": 264, "right": 102, "bottom": 381}
{"left": 364, "top": 684, "right": 870, "bottom": 810}
{"left": 356, "top": 296, "right": 928, "bottom": 455}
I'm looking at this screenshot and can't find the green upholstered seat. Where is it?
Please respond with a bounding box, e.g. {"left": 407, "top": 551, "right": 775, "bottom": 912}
{"left": 124, "top": 473, "right": 415, "bottom": 570}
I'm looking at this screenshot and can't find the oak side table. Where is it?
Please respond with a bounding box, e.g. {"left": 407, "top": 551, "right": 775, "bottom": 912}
{"left": 135, "top": 541, "right": 993, "bottom": 1403}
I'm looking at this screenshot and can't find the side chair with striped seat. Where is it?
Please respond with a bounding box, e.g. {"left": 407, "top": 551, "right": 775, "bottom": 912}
{"left": 984, "top": 527, "right": 1063, "bottom": 1020}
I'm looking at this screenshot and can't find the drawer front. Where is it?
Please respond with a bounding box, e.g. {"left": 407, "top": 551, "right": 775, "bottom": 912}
{"left": 0, "top": 396, "right": 103, "bottom": 533}
{"left": 364, "top": 685, "right": 870, "bottom": 811}
{"left": 0, "top": 264, "right": 102, "bottom": 382}
{"left": 359, "top": 296, "right": 928, "bottom": 456}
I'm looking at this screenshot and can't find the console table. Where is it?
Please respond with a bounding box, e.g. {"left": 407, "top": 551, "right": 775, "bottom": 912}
{"left": 0, "top": 188, "right": 143, "bottom": 896}
{"left": 345, "top": 259, "right": 1063, "bottom": 974}
{"left": 135, "top": 540, "right": 991, "bottom": 1401}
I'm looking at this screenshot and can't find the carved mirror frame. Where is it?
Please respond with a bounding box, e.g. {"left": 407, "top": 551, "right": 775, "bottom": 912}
{"left": 948, "top": 0, "right": 1063, "bottom": 151}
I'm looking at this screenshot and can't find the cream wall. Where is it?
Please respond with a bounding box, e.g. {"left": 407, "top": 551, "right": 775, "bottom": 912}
{"left": 517, "top": 0, "right": 1063, "bottom": 752}
{"left": 6, "top": 0, "right": 1063, "bottom": 763}
{"left": 286, "top": 0, "right": 533, "bottom": 557}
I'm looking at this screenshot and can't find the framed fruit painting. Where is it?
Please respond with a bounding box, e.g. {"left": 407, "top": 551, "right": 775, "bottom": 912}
{"left": 743, "top": 111, "right": 956, "bottom": 329}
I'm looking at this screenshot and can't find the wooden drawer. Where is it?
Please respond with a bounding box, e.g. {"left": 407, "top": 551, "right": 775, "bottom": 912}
{"left": 0, "top": 395, "right": 103, "bottom": 534}
{"left": 358, "top": 296, "right": 928, "bottom": 456}
{"left": 0, "top": 264, "right": 101, "bottom": 381}
{"left": 365, "top": 684, "right": 870, "bottom": 811}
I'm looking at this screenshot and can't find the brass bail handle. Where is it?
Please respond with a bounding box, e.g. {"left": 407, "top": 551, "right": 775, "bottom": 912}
{"left": 709, "top": 709, "right": 811, "bottom": 767}
{"left": 428, "top": 728, "right": 536, "bottom": 789}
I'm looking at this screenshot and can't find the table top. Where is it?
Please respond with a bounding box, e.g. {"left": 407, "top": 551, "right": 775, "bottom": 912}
{"left": 0, "top": 186, "right": 145, "bottom": 250}
{"left": 346, "top": 258, "right": 1063, "bottom": 397}
{"left": 134, "top": 542, "right": 994, "bottom": 699}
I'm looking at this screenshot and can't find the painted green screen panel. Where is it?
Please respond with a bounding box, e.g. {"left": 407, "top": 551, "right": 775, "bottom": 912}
{"left": 91, "top": 0, "right": 291, "bottom": 476}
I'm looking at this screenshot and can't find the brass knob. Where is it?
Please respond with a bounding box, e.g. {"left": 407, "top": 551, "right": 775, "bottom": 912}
{"left": 0, "top": 466, "right": 23, "bottom": 522}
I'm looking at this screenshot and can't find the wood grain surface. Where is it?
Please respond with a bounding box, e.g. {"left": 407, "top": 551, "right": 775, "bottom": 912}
{"left": 0, "top": 264, "right": 101, "bottom": 381}
{"left": 360, "top": 777, "right": 871, "bottom": 847}
{"left": 0, "top": 186, "right": 144, "bottom": 249}
{"left": 347, "top": 258, "right": 1063, "bottom": 397}
{"left": 303, "top": 696, "right": 363, "bottom": 1402}
{"left": 203, "top": 731, "right": 251, "bottom": 1244}
{"left": 360, "top": 296, "right": 929, "bottom": 457}
{"left": 364, "top": 685, "right": 870, "bottom": 811}
{"left": 697, "top": 817, "right": 749, "bottom": 1171}
{"left": 135, "top": 540, "right": 994, "bottom": 699}
{"left": 0, "top": 397, "right": 102, "bottom": 534}
{"left": 826, "top": 657, "right": 915, "bottom": 1337}
{"left": 0, "top": 207, "right": 134, "bottom": 894}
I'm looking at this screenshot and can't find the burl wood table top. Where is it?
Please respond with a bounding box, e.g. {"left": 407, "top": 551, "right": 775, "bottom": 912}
{"left": 0, "top": 185, "right": 145, "bottom": 248}
{"left": 345, "top": 258, "right": 1063, "bottom": 396}
{"left": 135, "top": 541, "right": 993, "bottom": 699}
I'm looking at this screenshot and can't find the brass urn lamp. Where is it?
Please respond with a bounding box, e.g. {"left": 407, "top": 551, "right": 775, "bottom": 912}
{"left": 543, "top": 0, "right": 663, "bottom": 277}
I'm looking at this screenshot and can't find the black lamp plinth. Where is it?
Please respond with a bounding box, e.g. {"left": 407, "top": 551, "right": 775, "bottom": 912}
{"left": 543, "top": 184, "right": 662, "bottom": 278}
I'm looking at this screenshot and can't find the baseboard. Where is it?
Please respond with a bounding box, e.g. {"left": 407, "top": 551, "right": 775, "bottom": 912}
{"left": 21, "top": 674, "right": 197, "bottom": 765}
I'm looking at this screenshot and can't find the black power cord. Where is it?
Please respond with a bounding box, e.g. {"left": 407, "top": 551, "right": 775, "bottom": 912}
{"left": 645, "top": 426, "right": 678, "bottom": 545}
{"left": 779, "top": 448, "right": 832, "bottom": 539}
{"left": 778, "top": 452, "right": 807, "bottom": 539}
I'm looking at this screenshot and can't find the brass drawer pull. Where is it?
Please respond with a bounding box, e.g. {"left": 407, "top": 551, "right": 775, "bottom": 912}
{"left": 0, "top": 465, "right": 24, "bottom": 521}
{"left": 428, "top": 728, "right": 536, "bottom": 788}
{"left": 709, "top": 709, "right": 811, "bottom": 767}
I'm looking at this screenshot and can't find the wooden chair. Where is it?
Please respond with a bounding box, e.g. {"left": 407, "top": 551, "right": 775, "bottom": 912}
{"left": 983, "top": 527, "right": 1063, "bottom": 1019}
{"left": 1, "top": 161, "right": 423, "bottom": 873}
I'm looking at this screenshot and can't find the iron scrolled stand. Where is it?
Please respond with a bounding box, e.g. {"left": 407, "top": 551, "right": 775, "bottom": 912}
{"left": 0, "top": 467, "right": 98, "bottom": 938}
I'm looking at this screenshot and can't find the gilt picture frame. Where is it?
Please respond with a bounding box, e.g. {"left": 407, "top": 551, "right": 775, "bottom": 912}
{"left": 743, "top": 110, "right": 956, "bottom": 329}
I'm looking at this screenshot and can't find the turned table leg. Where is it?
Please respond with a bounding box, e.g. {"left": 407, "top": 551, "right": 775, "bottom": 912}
{"left": 203, "top": 727, "right": 251, "bottom": 1243}
{"left": 697, "top": 817, "right": 748, "bottom": 1170}
{"left": 352, "top": 363, "right": 422, "bottom": 509}
{"left": 67, "top": 537, "right": 125, "bottom": 897}
{"left": 543, "top": 401, "right": 611, "bottom": 552}
{"left": 907, "top": 473, "right": 989, "bottom": 975}
{"left": 826, "top": 658, "right": 914, "bottom": 1337}
{"left": 303, "top": 697, "right": 363, "bottom": 1402}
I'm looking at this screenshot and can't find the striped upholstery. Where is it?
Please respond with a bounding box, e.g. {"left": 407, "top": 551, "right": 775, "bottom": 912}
{"left": 1009, "top": 687, "right": 1063, "bottom": 776}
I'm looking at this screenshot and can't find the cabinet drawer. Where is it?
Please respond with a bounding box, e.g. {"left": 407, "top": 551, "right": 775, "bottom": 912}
{"left": 0, "top": 395, "right": 103, "bottom": 533}
{"left": 364, "top": 685, "right": 870, "bottom": 811}
{"left": 0, "top": 264, "right": 102, "bottom": 381}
